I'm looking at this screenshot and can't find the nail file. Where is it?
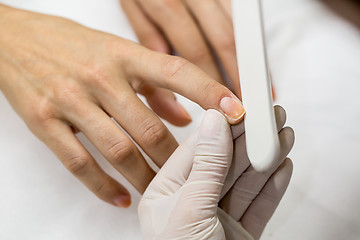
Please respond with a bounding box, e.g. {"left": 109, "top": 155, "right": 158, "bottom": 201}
{"left": 232, "top": 0, "right": 280, "bottom": 171}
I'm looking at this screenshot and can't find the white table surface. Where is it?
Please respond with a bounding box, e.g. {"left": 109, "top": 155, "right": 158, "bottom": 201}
{"left": 1, "top": 0, "right": 359, "bottom": 239}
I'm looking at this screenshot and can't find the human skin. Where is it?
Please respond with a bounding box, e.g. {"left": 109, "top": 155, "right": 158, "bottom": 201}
{"left": 120, "top": 0, "right": 283, "bottom": 102}
{"left": 0, "top": 4, "right": 245, "bottom": 207}
{"left": 119, "top": 0, "right": 241, "bottom": 95}
{"left": 321, "top": 0, "right": 360, "bottom": 28}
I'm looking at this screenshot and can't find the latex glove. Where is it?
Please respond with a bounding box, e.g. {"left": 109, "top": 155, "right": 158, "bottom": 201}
{"left": 138, "top": 107, "right": 294, "bottom": 239}
{"left": 0, "top": 4, "right": 244, "bottom": 207}
{"left": 119, "top": 0, "right": 240, "bottom": 95}
{"left": 219, "top": 106, "right": 294, "bottom": 239}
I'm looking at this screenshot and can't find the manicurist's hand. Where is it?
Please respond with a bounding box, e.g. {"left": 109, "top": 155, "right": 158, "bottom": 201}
{"left": 0, "top": 4, "right": 244, "bottom": 208}
{"left": 120, "top": 0, "right": 240, "bottom": 95}
{"left": 138, "top": 107, "right": 294, "bottom": 239}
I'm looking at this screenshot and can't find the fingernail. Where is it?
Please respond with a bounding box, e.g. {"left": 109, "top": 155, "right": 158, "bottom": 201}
{"left": 220, "top": 97, "right": 245, "bottom": 122}
{"left": 113, "top": 194, "right": 131, "bottom": 208}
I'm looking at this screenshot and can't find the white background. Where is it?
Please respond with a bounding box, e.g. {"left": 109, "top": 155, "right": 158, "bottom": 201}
{"left": 0, "top": 0, "right": 359, "bottom": 239}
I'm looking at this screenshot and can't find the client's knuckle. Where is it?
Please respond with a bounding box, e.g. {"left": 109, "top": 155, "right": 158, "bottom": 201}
{"left": 65, "top": 155, "right": 91, "bottom": 176}
{"left": 51, "top": 80, "right": 85, "bottom": 111}
{"left": 93, "top": 179, "right": 108, "bottom": 195}
{"left": 147, "top": 0, "right": 179, "bottom": 13}
{"left": 82, "top": 63, "right": 112, "bottom": 91}
{"left": 107, "top": 141, "right": 135, "bottom": 166}
{"left": 30, "top": 100, "right": 54, "bottom": 125}
{"left": 142, "top": 120, "right": 169, "bottom": 147}
{"left": 162, "top": 56, "right": 188, "bottom": 84}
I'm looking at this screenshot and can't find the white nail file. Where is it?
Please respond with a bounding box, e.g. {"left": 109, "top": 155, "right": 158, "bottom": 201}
{"left": 232, "top": 0, "right": 280, "bottom": 171}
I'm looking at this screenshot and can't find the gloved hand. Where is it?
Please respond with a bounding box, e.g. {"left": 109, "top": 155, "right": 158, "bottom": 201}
{"left": 138, "top": 107, "right": 294, "bottom": 239}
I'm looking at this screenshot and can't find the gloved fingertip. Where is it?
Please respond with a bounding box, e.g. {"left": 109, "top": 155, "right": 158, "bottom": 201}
{"left": 279, "top": 127, "right": 295, "bottom": 149}
{"left": 201, "top": 109, "right": 229, "bottom": 137}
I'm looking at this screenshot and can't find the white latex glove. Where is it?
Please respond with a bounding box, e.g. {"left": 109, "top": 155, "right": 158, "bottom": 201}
{"left": 138, "top": 107, "right": 294, "bottom": 240}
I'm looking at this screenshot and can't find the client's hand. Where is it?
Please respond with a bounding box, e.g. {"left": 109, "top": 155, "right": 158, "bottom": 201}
{"left": 138, "top": 107, "right": 294, "bottom": 239}
{"left": 120, "top": 0, "right": 239, "bottom": 94}
{"left": 0, "top": 4, "right": 244, "bottom": 208}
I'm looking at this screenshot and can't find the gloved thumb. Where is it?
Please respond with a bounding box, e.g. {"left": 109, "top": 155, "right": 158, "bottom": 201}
{"left": 180, "top": 109, "right": 233, "bottom": 214}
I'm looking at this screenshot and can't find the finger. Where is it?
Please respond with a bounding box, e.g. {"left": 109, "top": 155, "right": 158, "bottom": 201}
{"left": 39, "top": 120, "right": 131, "bottom": 208}
{"left": 221, "top": 106, "right": 288, "bottom": 198}
{"left": 125, "top": 48, "right": 245, "bottom": 124}
{"left": 220, "top": 129, "right": 250, "bottom": 199}
{"left": 185, "top": 0, "right": 240, "bottom": 96}
{"left": 216, "top": 0, "right": 232, "bottom": 19}
{"left": 180, "top": 110, "right": 232, "bottom": 215}
{"left": 139, "top": 84, "right": 192, "bottom": 126}
{"left": 64, "top": 103, "right": 155, "bottom": 194}
{"left": 144, "top": 110, "right": 230, "bottom": 197}
{"left": 217, "top": 208, "right": 255, "bottom": 240}
{"left": 99, "top": 82, "right": 178, "bottom": 167}
{"left": 241, "top": 159, "right": 293, "bottom": 240}
{"left": 120, "top": 0, "right": 170, "bottom": 53}
{"left": 138, "top": 0, "right": 224, "bottom": 83}
{"left": 274, "top": 105, "right": 287, "bottom": 131}
{"left": 219, "top": 127, "right": 295, "bottom": 220}
{"left": 230, "top": 121, "right": 245, "bottom": 141}
{"left": 144, "top": 130, "right": 198, "bottom": 196}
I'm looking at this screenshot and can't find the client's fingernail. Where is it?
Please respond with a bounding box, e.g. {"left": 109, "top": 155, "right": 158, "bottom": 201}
{"left": 220, "top": 97, "right": 245, "bottom": 123}
{"left": 113, "top": 194, "right": 131, "bottom": 208}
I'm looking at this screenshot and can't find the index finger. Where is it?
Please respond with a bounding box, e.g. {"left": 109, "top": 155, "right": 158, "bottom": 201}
{"left": 124, "top": 47, "right": 245, "bottom": 124}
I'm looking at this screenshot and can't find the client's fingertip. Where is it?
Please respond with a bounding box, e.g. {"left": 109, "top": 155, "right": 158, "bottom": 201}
{"left": 113, "top": 194, "right": 132, "bottom": 208}
{"left": 144, "top": 87, "right": 192, "bottom": 126}
{"left": 161, "top": 100, "right": 192, "bottom": 127}
{"left": 175, "top": 101, "right": 192, "bottom": 125}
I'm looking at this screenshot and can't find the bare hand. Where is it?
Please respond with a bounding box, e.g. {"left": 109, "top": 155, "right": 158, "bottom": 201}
{"left": 120, "top": 0, "right": 240, "bottom": 95}
{"left": 0, "top": 4, "right": 244, "bottom": 207}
